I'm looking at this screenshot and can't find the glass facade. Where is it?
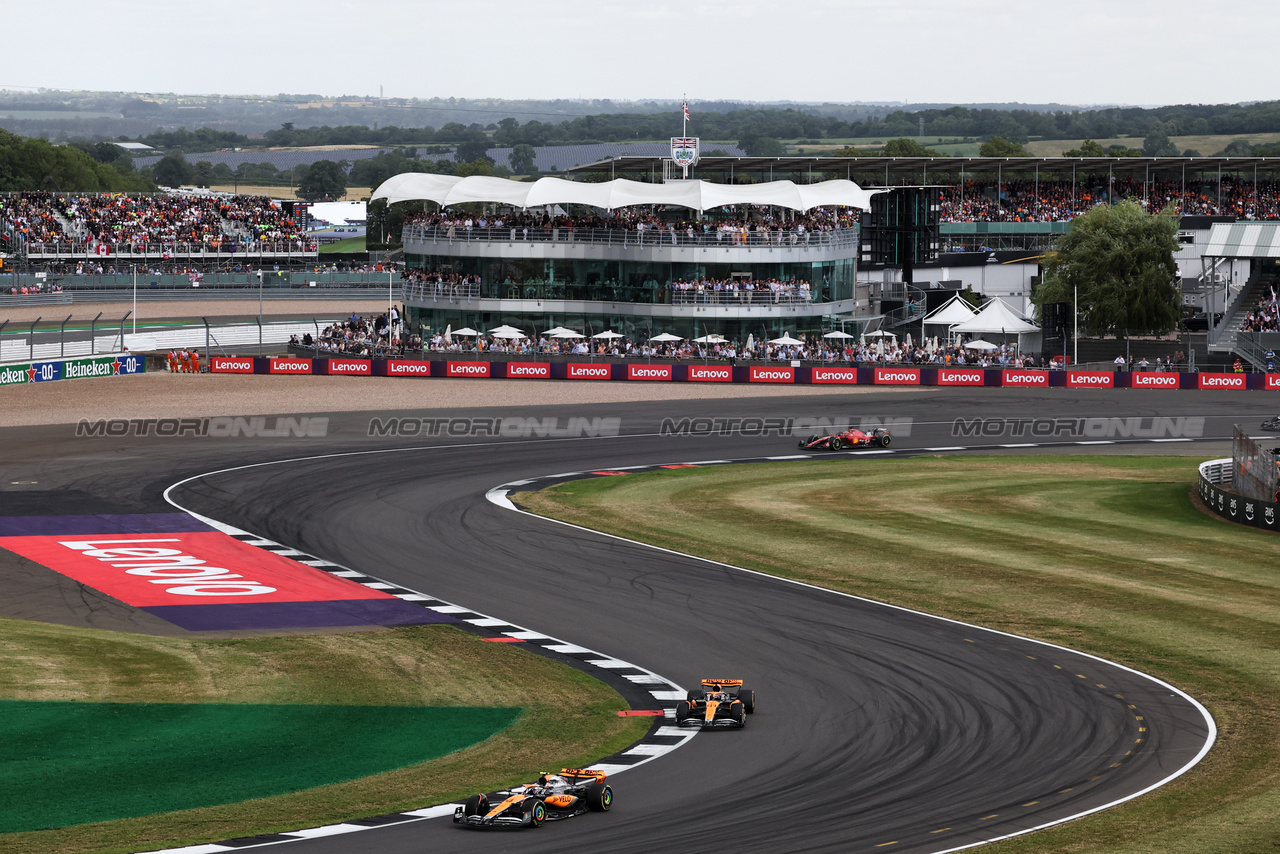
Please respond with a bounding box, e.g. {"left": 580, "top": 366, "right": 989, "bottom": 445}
{"left": 404, "top": 254, "right": 855, "bottom": 303}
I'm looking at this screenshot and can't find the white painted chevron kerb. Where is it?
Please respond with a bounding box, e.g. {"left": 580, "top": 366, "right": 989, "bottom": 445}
{"left": 485, "top": 462, "right": 1218, "bottom": 854}
{"left": 154, "top": 467, "right": 697, "bottom": 854}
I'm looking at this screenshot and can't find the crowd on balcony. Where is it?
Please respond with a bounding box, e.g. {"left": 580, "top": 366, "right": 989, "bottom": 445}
{"left": 402, "top": 268, "right": 483, "bottom": 299}
{"left": 670, "top": 277, "right": 812, "bottom": 304}
{"left": 0, "top": 192, "right": 310, "bottom": 253}
{"left": 402, "top": 205, "right": 859, "bottom": 244}
{"left": 938, "top": 176, "right": 1280, "bottom": 222}
{"left": 307, "top": 308, "right": 421, "bottom": 356}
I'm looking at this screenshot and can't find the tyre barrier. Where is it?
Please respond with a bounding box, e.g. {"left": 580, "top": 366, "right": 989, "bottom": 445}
{"left": 0, "top": 353, "right": 145, "bottom": 386}
{"left": 1199, "top": 458, "right": 1280, "bottom": 531}
{"left": 208, "top": 357, "right": 1280, "bottom": 391}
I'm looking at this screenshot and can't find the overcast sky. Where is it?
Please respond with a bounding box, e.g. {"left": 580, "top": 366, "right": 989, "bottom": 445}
{"left": 5, "top": 0, "right": 1276, "bottom": 109}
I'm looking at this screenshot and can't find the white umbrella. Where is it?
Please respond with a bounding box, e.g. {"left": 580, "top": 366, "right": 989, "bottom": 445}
{"left": 551, "top": 330, "right": 585, "bottom": 339}
{"left": 592, "top": 330, "right": 624, "bottom": 339}
{"left": 542, "top": 326, "right": 572, "bottom": 336}
{"left": 452, "top": 327, "right": 480, "bottom": 336}
{"left": 490, "top": 330, "right": 525, "bottom": 339}
{"left": 864, "top": 330, "right": 896, "bottom": 339}
{"left": 444, "top": 323, "right": 452, "bottom": 339}
{"left": 823, "top": 330, "right": 855, "bottom": 339}
{"left": 650, "top": 332, "right": 683, "bottom": 342}
{"left": 965, "top": 339, "right": 999, "bottom": 351}
{"left": 694, "top": 334, "right": 727, "bottom": 343}
{"left": 490, "top": 324, "right": 524, "bottom": 336}
{"left": 769, "top": 334, "right": 804, "bottom": 345}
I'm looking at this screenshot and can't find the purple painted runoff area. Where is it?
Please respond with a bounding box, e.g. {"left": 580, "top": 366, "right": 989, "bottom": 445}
{"left": 0, "top": 513, "right": 449, "bottom": 632}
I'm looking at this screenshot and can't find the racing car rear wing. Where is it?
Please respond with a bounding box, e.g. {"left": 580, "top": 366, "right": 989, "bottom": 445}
{"left": 560, "top": 768, "right": 608, "bottom": 781}
{"left": 701, "top": 678, "right": 744, "bottom": 688}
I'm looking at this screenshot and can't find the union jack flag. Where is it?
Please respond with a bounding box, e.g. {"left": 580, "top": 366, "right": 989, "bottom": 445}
{"left": 683, "top": 100, "right": 690, "bottom": 123}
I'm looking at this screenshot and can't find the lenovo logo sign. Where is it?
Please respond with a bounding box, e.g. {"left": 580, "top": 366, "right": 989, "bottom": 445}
{"left": 1001, "top": 370, "right": 1048, "bottom": 387}
{"left": 628, "top": 364, "right": 672, "bottom": 381}
{"left": 1132, "top": 373, "right": 1179, "bottom": 388}
{"left": 268, "top": 358, "right": 312, "bottom": 375}
{"left": 567, "top": 364, "right": 611, "bottom": 380}
{"left": 874, "top": 368, "right": 920, "bottom": 385}
{"left": 937, "top": 370, "right": 984, "bottom": 386}
{"left": 386, "top": 360, "right": 433, "bottom": 376}
{"left": 811, "top": 368, "right": 857, "bottom": 384}
{"left": 326, "top": 359, "right": 370, "bottom": 375}
{"left": 447, "top": 361, "right": 491, "bottom": 377}
{"left": 689, "top": 365, "right": 731, "bottom": 382}
{"left": 505, "top": 362, "right": 550, "bottom": 378}
{"left": 1267, "top": 374, "right": 1280, "bottom": 390}
{"left": 750, "top": 366, "right": 794, "bottom": 383}
{"left": 1067, "top": 371, "right": 1115, "bottom": 387}
{"left": 1197, "top": 373, "right": 1245, "bottom": 389}
{"left": 210, "top": 357, "right": 253, "bottom": 374}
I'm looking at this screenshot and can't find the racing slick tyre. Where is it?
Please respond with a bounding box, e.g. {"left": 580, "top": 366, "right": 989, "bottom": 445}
{"left": 523, "top": 798, "right": 547, "bottom": 827}
{"left": 675, "top": 700, "right": 692, "bottom": 723}
{"left": 731, "top": 702, "right": 747, "bottom": 727}
{"left": 878, "top": 434, "right": 892, "bottom": 448}
{"left": 687, "top": 688, "right": 704, "bottom": 702}
{"left": 463, "top": 793, "right": 488, "bottom": 817}
{"left": 738, "top": 688, "right": 756, "bottom": 714}
{"left": 586, "top": 781, "right": 614, "bottom": 812}
{"left": 829, "top": 437, "right": 843, "bottom": 451}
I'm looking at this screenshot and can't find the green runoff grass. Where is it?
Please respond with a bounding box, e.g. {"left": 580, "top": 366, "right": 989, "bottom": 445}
{"left": 0, "top": 621, "right": 649, "bottom": 854}
{"left": 318, "top": 236, "right": 366, "bottom": 253}
{"left": 518, "top": 456, "right": 1280, "bottom": 854}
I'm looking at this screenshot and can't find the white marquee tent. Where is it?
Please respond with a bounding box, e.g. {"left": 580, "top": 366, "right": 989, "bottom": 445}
{"left": 950, "top": 298, "right": 1039, "bottom": 335}
{"left": 372, "top": 174, "right": 883, "bottom": 213}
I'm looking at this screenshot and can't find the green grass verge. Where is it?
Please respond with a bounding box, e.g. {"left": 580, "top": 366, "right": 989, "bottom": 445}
{"left": 0, "top": 620, "right": 649, "bottom": 854}
{"left": 1, "top": 700, "right": 519, "bottom": 833}
{"left": 517, "top": 456, "right": 1280, "bottom": 854}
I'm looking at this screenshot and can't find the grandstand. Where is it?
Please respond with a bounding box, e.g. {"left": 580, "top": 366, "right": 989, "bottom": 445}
{"left": 0, "top": 192, "right": 316, "bottom": 264}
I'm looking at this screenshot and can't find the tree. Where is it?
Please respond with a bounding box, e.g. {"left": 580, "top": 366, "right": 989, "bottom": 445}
{"left": 1035, "top": 199, "right": 1180, "bottom": 338}
{"left": 978, "top": 136, "right": 1029, "bottom": 157}
{"left": 509, "top": 143, "right": 536, "bottom": 175}
{"left": 192, "top": 161, "right": 216, "bottom": 187}
{"left": 738, "top": 134, "right": 786, "bottom": 157}
{"left": 153, "top": 152, "right": 194, "bottom": 188}
{"left": 453, "top": 158, "right": 495, "bottom": 178}
{"left": 456, "top": 138, "right": 493, "bottom": 164}
{"left": 1061, "top": 139, "right": 1106, "bottom": 157}
{"left": 1219, "top": 138, "right": 1253, "bottom": 156}
{"left": 1142, "top": 125, "right": 1178, "bottom": 157}
{"left": 296, "top": 159, "right": 347, "bottom": 201}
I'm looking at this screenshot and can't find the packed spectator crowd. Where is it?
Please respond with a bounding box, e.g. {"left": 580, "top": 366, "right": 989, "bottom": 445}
{"left": 939, "top": 176, "right": 1280, "bottom": 222}
{"left": 670, "top": 277, "right": 812, "bottom": 304}
{"left": 402, "top": 268, "right": 483, "bottom": 299}
{"left": 307, "top": 308, "right": 422, "bottom": 357}
{"left": 1, "top": 192, "right": 310, "bottom": 253}
{"left": 402, "top": 205, "right": 860, "bottom": 244}
{"left": 1240, "top": 283, "right": 1280, "bottom": 333}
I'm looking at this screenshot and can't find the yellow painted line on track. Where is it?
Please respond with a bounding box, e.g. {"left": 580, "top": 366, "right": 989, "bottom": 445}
{"left": 875, "top": 842, "right": 898, "bottom": 847}
{"left": 1059, "top": 787, "right": 1074, "bottom": 793}
{"left": 980, "top": 814, "right": 999, "bottom": 820}
{"left": 930, "top": 827, "right": 951, "bottom": 834}
{"left": 1022, "top": 801, "right": 1039, "bottom": 807}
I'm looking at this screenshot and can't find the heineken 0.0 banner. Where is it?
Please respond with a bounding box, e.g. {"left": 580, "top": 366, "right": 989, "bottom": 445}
{"left": 0, "top": 354, "right": 145, "bottom": 387}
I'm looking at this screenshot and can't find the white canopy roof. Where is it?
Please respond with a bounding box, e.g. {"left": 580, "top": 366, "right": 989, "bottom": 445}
{"left": 372, "top": 174, "right": 882, "bottom": 213}
{"left": 922, "top": 294, "right": 978, "bottom": 326}
{"left": 950, "top": 298, "right": 1040, "bottom": 334}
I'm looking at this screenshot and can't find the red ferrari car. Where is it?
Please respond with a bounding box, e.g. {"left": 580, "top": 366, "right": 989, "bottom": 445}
{"left": 798, "top": 427, "right": 891, "bottom": 451}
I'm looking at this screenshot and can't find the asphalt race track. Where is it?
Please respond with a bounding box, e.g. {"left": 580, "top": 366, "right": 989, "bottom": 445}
{"left": 5, "top": 387, "right": 1267, "bottom": 853}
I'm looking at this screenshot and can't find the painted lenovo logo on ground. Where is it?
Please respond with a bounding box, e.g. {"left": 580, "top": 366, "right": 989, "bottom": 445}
{"left": 58, "top": 538, "right": 277, "bottom": 597}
